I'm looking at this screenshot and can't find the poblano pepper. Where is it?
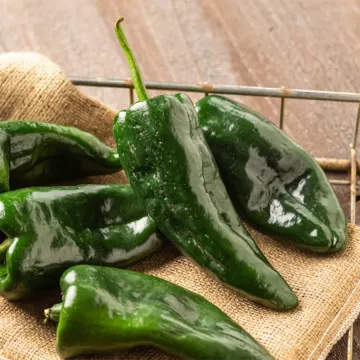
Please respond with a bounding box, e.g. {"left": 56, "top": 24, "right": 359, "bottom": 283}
{"left": 113, "top": 18, "right": 298, "bottom": 310}
{"left": 0, "top": 121, "right": 122, "bottom": 193}
{"left": 45, "top": 265, "right": 274, "bottom": 360}
{"left": 0, "top": 184, "right": 162, "bottom": 300}
{"left": 195, "top": 95, "right": 347, "bottom": 252}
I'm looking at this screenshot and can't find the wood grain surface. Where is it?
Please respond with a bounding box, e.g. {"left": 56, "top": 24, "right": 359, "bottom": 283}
{"left": 0, "top": 0, "right": 359, "bottom": 359}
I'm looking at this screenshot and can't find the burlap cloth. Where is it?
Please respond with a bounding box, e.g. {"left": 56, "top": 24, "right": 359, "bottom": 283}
{"left": 0, "top": 52, "right": 359, "bottom": 360}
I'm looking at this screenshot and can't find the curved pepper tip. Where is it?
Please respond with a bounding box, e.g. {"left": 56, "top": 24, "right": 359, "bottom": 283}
{"left": 258, "top": 282, "right": 298, "bottom": 311}
{"left": 329, "top": 227, "right": 347, "bottom": 253}
{"left": 302, "top": 226, "right": 347, "bottom": 253}
{"left": 277, "top": 287, "right": 299, "bottom": 311}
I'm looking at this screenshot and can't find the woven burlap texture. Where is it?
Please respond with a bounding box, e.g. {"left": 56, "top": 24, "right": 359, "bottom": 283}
{"left": 0, "top": 52, "right": 359, "bottom": 360}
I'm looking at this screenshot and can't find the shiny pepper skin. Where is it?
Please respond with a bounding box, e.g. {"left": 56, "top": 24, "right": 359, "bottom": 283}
{"left": 113, "top": 19, "right": 297, "bottom": 311}
{"left": 0, "top": 121, "right": 122, "bottom": 193}
{"left": 45, "top": 265, "right": 275, "bottom": 360}
{"left": 114, "top": 93, "right": 298, "bottom": 311}
{"left": 0, "top": 184, "right": 162, "bottom": 299}
{"left": 196, "top": 95, "right": 347, "bottom": 253}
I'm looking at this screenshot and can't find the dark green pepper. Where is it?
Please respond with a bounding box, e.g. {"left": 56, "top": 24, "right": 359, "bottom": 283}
{"left": 113, "top": 18, "right": 297, "bottom": 310}
{"left": 0, "top": 121, "right": 122, "bottom": 192}
{"left": 45, "top": 265, "right": 274, "bottom": 360}
{"left": 0, "top": 184, "right": 162, "bottom": 300}
{"left": 196, "top": 95, "right": 347, "bottom": 252}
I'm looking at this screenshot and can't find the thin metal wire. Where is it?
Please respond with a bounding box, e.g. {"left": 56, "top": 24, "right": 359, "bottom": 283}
{"left": 316, "top": 157, "right": 360, "bottom": 172}
{"left": 352, "top": 104, "right": 360, "bottom": 150}
{"left": 279, "top": 98, "right": 285, "bottom": 129}
{"left": 347, "top": 147, "right": 357, "bottom": 360}
{"left": 347, "top": 103, "right": 360, "bottom": 360}
{"left": 329, "top": 179, "right": 350, "bottom": 185}
{"left": 71, "top": 76, "right": 359, "bottom": 359}
{"left": 129, "top": 88, "right": 134, "bottom": 105}
{"left": 348, "top": 326, "right": 354, "bottom": 360}
{"left": 69, "top": 77, "right": 360, "bottom": 102}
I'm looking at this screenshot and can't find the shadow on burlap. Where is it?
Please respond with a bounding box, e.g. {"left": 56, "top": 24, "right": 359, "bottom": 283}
{"left": 0, "top": 52, "right": 359, "bottom": 360}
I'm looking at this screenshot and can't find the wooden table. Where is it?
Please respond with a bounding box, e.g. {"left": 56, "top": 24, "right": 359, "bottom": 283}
{"left": 0, "top": 0, "right": 359, "bottom": 359}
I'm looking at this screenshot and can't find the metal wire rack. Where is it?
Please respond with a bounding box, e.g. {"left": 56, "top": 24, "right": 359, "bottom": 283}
{"left": 70, "top": 76, "right": 360, "bottom": 360}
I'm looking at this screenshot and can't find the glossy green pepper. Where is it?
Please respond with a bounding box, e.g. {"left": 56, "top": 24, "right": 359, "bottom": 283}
{"left": 196, "top": 95, "right": 347, "bottom": 252}
{"left": 113, "top": 18, "right": 297, "bottom": 310}
{"left": 45, "top": 265, "right": 274, "bottom": 360}
{"left": 0, "top": 121, "right": 122, "bottom": 193}
{"left": 0, "top": 184, "right": 162, "bottom": 300}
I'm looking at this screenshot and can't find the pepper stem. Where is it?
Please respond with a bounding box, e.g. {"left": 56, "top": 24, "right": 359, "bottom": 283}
{"left": 44, "top": 303, "right": 62, "bottom": 323}
{"left": 114, "top": 17, "right": 149, "bottom": 101}
{"left": 0, "top": 238, "right": 12, "bottom": 262}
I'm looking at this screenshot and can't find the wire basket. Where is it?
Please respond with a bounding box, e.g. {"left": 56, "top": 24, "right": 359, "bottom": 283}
{"left": 70, "top": 76, "right": 360, "bottom": 360}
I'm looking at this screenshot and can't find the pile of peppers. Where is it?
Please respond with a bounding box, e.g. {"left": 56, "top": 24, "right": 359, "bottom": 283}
{"left": 0, "top": 17, "right": 347, "bottom": 360}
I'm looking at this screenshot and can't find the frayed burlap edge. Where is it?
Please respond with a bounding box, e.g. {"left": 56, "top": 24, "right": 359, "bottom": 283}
{"left": 316, "top": 283, "right": 360, "bottom": 360}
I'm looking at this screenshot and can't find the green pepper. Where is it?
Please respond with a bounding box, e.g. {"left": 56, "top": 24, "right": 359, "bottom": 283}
{"left": 45, "top": 265, "right": 274, "bottom": 360}
{"left": 112, "top": 18, "right": 297, "bottom": 310}
{"left": 0, "top": 121, "right": 122, "bottom": 193}
{"left": 0, "top": 184, "right": 162, "bottom": 300}
{"left": 195, "top": 95, "right": 347, "bottom": 252}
